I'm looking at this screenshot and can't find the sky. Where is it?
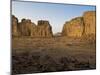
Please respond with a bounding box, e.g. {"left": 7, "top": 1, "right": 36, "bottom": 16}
{"left": 12, "top": 1, "right": 96, "bottom": 34}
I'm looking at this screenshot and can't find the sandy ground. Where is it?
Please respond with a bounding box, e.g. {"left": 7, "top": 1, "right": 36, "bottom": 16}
{"left": 12, "top": 37, "right": 96, "bottom": 74}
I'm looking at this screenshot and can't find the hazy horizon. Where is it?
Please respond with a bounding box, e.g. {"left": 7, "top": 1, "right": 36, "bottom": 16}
{"left": 12, "top": 1, "right": 96, "bottom": 34}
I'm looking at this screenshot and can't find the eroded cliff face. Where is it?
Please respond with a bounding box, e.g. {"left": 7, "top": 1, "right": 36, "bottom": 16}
{"left": 83, "top": 11, "right": 96, "bottom": 35}
{"left": 12, "top": 11, "right": 96, "bottom": 38}
{"left": 12, "top": 15, "right": 19, "bottom": 36}
{"left": 18, "top": 19, "right": 36, "bottom": 36}
{"left": 62, "top": 17, "right": 84, "bottom": 37}
{"left": 62, "top": 11, "right": 96, "bottom": 38}
{"left": 12, "top": 16, "right": 53, "bottom": 37}
{"left": 36, "top": 20, "right": 53, "bottom": 37}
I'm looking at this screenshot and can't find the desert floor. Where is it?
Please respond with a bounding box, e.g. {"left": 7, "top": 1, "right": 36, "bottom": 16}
{"left": 12, "top": 37, "right": 96, "bottom": 74}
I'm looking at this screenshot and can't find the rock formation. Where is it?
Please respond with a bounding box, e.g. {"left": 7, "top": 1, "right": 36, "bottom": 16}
{"left": 18, "top": 19, "right": 36, "bottom": 36}
{"left": 36, "top": 20, "right": 53, "bottom": 37}
{"left": 12, "top": 11, "right": 96, "bottom": 38}
{"left": 83, "top": 11, "right": 96, "bottom": 35}
{"left": 12, "top": 15, "right": 53, "bottom": 37}
{"left": 62, "top": 11, "right": 96, "bottom": 38}
{"left": 62, "top": 17, "right": 84, "bottom": 37}
{"left": 12, "top": 15, "right": 19, "bottom": 36}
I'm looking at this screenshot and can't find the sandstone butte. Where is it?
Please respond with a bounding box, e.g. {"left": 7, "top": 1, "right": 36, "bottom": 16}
{"left": 12, "top": 15, "right": 53, "bottom": 37}
{"left": 62, "top": 11, "right": 96, "bottom": 38}
{"left": 12, "top": 11, "right": 96, "bottom": 38}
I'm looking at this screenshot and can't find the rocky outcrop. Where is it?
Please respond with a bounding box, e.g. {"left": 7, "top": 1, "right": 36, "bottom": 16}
{"left": 12, "top": 11, "right": 96, "bottom": 38}
{"left": 62, "top": 11, "right": 96, "bottom": 38}
{"left": 36, "top": 20, "right": 53, "bottom": 37}
{"left": 12, "top": 15, "right": 19, "bottom": 36}
{"left": 62, "top": 17, "right": 84, "bottom": 37}
{"left": 18, "top": 19, "right": 36, "bottom": 36}
{"left": 83, "top": 11, "right": 96, "bottom": 35}
{"left": 12, "top": 15, "right": 53, "bottom": 37}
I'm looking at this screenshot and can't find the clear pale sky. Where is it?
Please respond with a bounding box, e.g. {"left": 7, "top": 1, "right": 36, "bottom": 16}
{"left": 12, "top": 1, "right": 96, "bottom": 34}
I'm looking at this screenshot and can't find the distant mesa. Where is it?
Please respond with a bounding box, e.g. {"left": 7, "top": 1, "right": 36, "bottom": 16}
{"left": 12, "top": 11, "right": 96, "bottom": 39}
{"left": 54, "top": 32, "right": 62, "bottom": 37}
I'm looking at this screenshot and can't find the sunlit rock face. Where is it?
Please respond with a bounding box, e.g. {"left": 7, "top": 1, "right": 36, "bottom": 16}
{"left": 82, "top": 11, "right": 96, "bottom": 42}
{"left": 12, "top": 11, "right": 96, "bottom": 38}
{"left": 62, "top": 11, "right": 96, "bottom": 38}
{"left": 62, "top": 17, "right": 84, "bottom": 37}
{"left": 12, "top": 16, "right": 53, "bottom": 37}
{"left": 36, "top": 20, "right": 53, "bottom": 37}
{"left": 18, "top": 19, "right": 36, "bottom": 36}
{"left": 83, "top": 11, "right": 96, "bottom": 35}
